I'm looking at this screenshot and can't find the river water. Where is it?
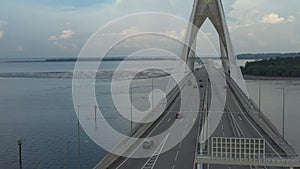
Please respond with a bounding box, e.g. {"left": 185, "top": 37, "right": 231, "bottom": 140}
{"left": 0, "top": 59, "right": 299, "bottom": 168}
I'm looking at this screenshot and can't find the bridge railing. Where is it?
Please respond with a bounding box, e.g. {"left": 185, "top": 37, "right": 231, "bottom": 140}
{"left": 226, "top": 76, "right": 298, "bottom": 158}
{"left": 196, "top": 154, "right": 300, "bottom": 167}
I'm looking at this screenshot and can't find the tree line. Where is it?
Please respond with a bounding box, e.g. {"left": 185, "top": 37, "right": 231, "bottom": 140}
{"left": 241, "top": 57, "right": 300, "bottom": 77}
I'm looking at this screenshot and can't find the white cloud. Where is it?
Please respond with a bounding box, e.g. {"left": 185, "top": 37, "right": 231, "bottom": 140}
{"left": 287, "top": 16, "right": 296, "bottom": 23}
{"left": 162, "top": 29, "right": 186, "bottom": 41}
{"left": 0, "top": 20, "right": 8, "bottom": 27}
{"left": 53, "top": 41, "right": 67, "bottom": 49}
{"left": 260, "top": 13, "right": 296, "bottom": 24}
{"left": 16, "top": 45, "right": 23, "bottom": 52}
{"left": 0, "top": 20, "right": 7, "bottom": 40}
{"left": 120, "top": 27, "right": 139, "bottom": 37}
{"left": 48, "top": 35, "right": 58, "bottom": 41}
{"left": 229, "top": 0, "right": 265, "bottom": 25}
{"left": 0, "top": 31, "right": 3, "bottom": 39}
{"left": 59, "top": 30, "right": 75, "bottom": 39}
{"left": 261, "top": 13, "right": 285, "bottom": 24}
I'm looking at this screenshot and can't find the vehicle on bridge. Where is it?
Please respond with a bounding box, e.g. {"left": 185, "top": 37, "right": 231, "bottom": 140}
{"left": 143, "top": 139, "right": 153, "bottom": 149}
{"left": 175, "top": 113, "right": 183, "bottom": 119}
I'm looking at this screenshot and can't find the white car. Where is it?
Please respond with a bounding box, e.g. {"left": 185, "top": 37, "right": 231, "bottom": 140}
{"left": 143, "top": 139, "right": 153, "bottom": 149}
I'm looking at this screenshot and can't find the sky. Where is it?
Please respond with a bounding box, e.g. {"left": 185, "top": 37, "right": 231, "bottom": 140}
{"left": 0, "top": 0, "right": 299, "bottom": 58}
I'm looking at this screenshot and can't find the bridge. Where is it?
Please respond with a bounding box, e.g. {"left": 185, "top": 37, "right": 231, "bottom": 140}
{"left": 93, "top": 0, "right": 300, "bottom": 168}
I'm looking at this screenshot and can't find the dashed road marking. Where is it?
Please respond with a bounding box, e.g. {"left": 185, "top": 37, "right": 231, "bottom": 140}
{"left": 141, "top": 134, "right": 169, "bottom": 169}
{"left": 182, "top": 131, "right": 185, "bottom": 139}
{"left": 175, "top": 151, "right": 179, "bottom": 161}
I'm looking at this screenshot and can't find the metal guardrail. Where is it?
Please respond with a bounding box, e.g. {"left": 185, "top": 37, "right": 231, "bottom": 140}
{"left": 195, "top": 155, "right": 300, "bottom": 167}
{"left": 227, "top": 77, "right": 298, "bottom": 158}
{"left": 94, "top": 73, "right": 193, "bottom": 169}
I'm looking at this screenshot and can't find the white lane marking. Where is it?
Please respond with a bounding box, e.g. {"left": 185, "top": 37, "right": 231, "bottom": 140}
{"left": 181, "top": 131, "right": 185, "bottom": 139}
{"left": 185, "top": 123, "right": 188, "bottom": 129}
{"left": 229, "top": 91, "right": 281, "bottom": 157}
{"left": 141, "top": 133, "right": 170, "bottom": 169}
{"left": 172, "top": 165, "right": 175, "bottom": 169}
{"left": 116, "top": 92, "right": 181, "bottom": 169}
{"left": 241, "top": 111, "right": 280, "bottom": 157}
{"left": 167, "top": 118, "right": 171, "bottom": 123}
{"left": 175, "top": 151, "right": 179, "bottom": 161}
{"left": 179, "top": 141, "right": 182, "bottom": 149}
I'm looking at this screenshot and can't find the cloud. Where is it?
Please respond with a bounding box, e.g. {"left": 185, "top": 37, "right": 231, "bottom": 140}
{"left": 0, "top": 20, "right": 7, "bottom": 40}
{"left": 48, "top": 35, "right": 58, "bottom": 41}
{"left": 53, "top": 41, "right": 67, "bottom": 49}
{"left": 119, "top": 27, "right": 139, "bottom": 37}
{"left": 260, "top": 13, "right": 296, "bottom": 24}
{"left": 287, "top": 16, "right": 296, "bottom": 22}
{"left": 16, "top": 45, "right": 23, "bottom": 52}
{"left": 261, "top": 13, "right": 285, "bottom": 24}
{"left": 162, "top": 29, "right": 186, "bottom": 41}
{"left": 0, "top": 20, "right": 8, "bottom": 27}
{"left": 59, "top": 30, "right": 75, "bottom": 39}
{"left": 0, "top": 31, "right": 3, "bottom": 39}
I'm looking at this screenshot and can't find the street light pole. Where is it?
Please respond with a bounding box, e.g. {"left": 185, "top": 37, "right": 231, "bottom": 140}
{"left": 129, "top": 82, "right": 156, "bottom": 133}
{"left": 152, "top": 79, "right": 154, "bottom": 111}
{"left": 130, "top": 87, "right": 133, "bottom": 133}
{"left": 18, "top": 140, "right": 22, "bottom": 169}
{"left": 258, "top": 80, "right": 262, "bottom": 113}
{"left": 282, "top": 88, "right": 285, "bottom": 139}
{"left": 67, "top": 141, "right": 70, "bottom": 169}
{"left": 77, "top": 105, "right": 81, "bottom": 169}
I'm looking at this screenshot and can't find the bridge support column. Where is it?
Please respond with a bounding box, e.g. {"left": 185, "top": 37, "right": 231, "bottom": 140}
{"left": 220, "top": 40, "right": 230, "bottom": 75}
{"left": 188, "top": 59, "right": 195, "bottom": 71}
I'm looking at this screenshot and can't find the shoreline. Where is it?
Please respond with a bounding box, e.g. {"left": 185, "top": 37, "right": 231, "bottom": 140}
{"left": 243, "top": 75, "right": 300, "bottom": 81}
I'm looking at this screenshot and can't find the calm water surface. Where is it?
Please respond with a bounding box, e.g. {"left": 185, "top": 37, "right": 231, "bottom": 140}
{"left": 0, "top": 60, "right": 299, "bottom": 168}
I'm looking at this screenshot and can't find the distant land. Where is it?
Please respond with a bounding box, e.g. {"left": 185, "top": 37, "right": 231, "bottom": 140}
{"left": 237, "top": 52, "right": 300, "bottom": 60}
{"left": 241, "top": 57, "right": 300, "bottom": 77}
{"left": 4, "top": 52, "right": 300, "bottom": 63}
{"left": 6, "top": 57, "right": 176, "bottom": 63}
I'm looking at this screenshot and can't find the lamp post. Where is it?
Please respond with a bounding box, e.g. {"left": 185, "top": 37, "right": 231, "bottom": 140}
{"left": 282, "top": 88, "right": 285, "bottom": 139}
{"left": 276, "top": 87, "right": 286, "bottom": 139}
{"left": 18, "top": 140, "right": 22, "bottom": 169}
{"left": 129, "top": 80, "right": 156, "bottom": 133}
{"left": 66, "top": 141, "right": 76, "bottom": 169}
{"left": 67, "top": 141, "right": 70, "bottom": 169}
{"left": 258, "top": 80, "right": 262, "bottom": 113}
{"left": 130, "top": 87, "right": 133, "bottom": 132}
{"left": 152, "top": 79, "right": 154, "bottom": 111}
{"left": 77, "top": 105, "right": 81, "bottom": 169}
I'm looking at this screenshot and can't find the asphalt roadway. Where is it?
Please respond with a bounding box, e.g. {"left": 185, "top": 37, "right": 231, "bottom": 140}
{"left": 108, "top": 68, "right": 207, "bottom": 169}
{"left": 207, "top": 75, "right": 286, "bottom": 169}
{"left": 106, "top": 67, "right": 289, "bottom": 169}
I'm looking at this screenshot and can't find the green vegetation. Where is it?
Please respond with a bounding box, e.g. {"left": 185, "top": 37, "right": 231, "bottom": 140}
{"left": 241, "top": 57, "right": 300, "bottom": 77}
{"left": 237, "top": 53, "right": 300, "bottom": 59}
